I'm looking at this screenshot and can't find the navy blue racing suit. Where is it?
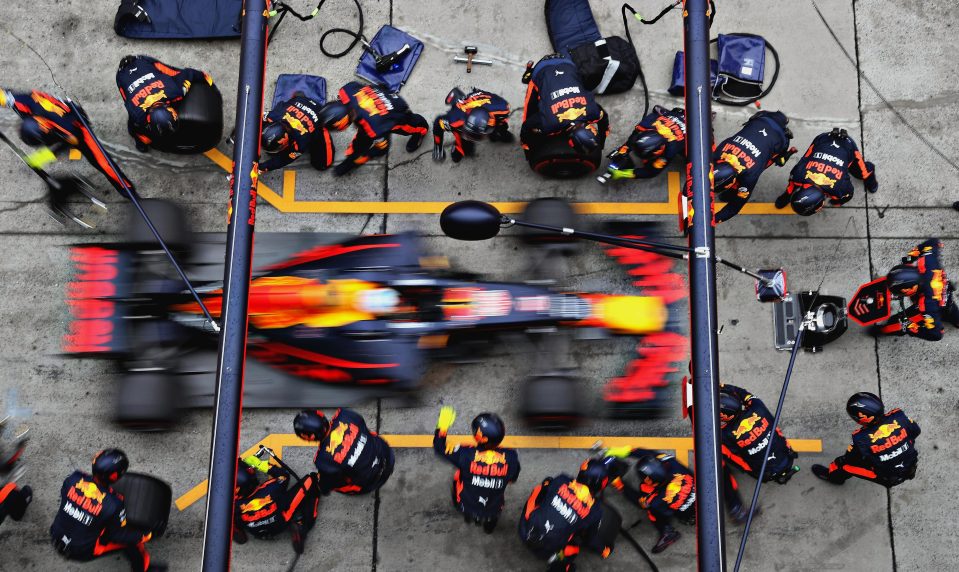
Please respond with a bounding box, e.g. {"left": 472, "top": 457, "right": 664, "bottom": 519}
{"left": 783, "top": 129, "right": 877, "bottom": 205}
{"left": 821, "top": 409, "right": 920, "bottom": 487}
{"left": 259, "top": 95, "right": 334, "bottom": 173}
{"left": 313, "top": 408, "right": 394, "bottom": 495}
{"left": 606, "top": 106, "right": 686, "bottom": 179}
{"left": 432, "top": 430, "right": 520, "bottom": 526}
{"left": 233, "top": 465, "right": 320, "bottom": 546}
{"left": 720, "top": 384, "right": 798, "bottom": 482}
{"left": 878, "top": 238, "right": 959, "bottom": 341}
{"left": 433, "top": 88, "right": 511, "bottom": 161}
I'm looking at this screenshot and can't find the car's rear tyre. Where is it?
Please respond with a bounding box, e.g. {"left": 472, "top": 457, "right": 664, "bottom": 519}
{"left": 521, "top": 197, "right": 579, "bottom": 245}
{"left": 115, "top": 373, "right": 179, "bottom": 431}
{"left": 521, "top": 373, "right": 583, "bottom": 430}
{"left": 527, "top": 136, "right": 602, "bottom": 179}
{"left": 111, "top": 472, "right": 173, "bottom": 537}
{"left": 125, "top": 199, "right": 193, "bottom": 252}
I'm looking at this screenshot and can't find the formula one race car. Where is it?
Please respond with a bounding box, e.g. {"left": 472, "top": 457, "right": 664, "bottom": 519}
{"left": 64, "top": 200, "right": 685, "bottom": 429}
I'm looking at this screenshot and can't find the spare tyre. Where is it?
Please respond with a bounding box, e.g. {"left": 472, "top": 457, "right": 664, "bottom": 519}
{"left": 112, "top": 472, "right": 173, "bottom": 537}
{"left": 521, "top": 373, "right": 583, "bottom": 430}
{"left": 125, "top": 199, "right": 193, "bottom": 252}
{"left": 150, "top": 81, "right": 223, "bottom": 154}
{"left": 527, "top": 135, "right": 603, "bottom": 179}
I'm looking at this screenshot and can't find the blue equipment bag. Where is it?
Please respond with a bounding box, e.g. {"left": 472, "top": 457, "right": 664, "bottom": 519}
{"left": 356, "top": 26, "right": 423, "bottom": 93}
{"left": 114, "top": 0, "right": 242, "bottom": 39}
{"left": 668, "top": 51, "right": 718, "bottom": 96}
{"left": 713, "top": 34, "right": 766, "bottom": 101}
{"left": 544, "top": 0, "right": 603, "bottom": 55}
{"left": 271, "top": 75, "right": 328, "bottom": 111}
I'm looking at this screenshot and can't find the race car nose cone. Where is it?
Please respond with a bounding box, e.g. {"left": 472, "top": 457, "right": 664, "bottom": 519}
{"left": 441, "top": 200, "right": 503, "bottom": 241}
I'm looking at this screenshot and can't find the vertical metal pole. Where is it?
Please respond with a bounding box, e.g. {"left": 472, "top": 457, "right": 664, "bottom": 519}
{"left": 684, "top": 0, "right": 726, "bottom": 570}
{"left": 200, "top": 1, "right": 268, "bottom": 569}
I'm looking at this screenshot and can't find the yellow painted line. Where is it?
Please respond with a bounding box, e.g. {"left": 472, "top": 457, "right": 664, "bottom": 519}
{"left": 174, "top": 433, "right": 822, "bottom": 511}
{"left": 69, "top": 149, "right": 81, "bottom": 160}
{"left": 202, "top": 150, "right": 793, "bottom": 215}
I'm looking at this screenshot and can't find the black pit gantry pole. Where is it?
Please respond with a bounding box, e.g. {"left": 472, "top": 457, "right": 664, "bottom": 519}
{"left": 684, "top": 0, "right": 727, "bottom": 570}
{"left": 200, "top": 0, "right": 268, "bottom": 569}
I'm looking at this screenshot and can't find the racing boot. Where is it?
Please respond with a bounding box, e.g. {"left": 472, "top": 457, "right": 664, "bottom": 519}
{"left": 482, "top": 517, "right": 498, "bottom": 534}
{"left": 291, "top": 522, "right": 306, "bottom": 554}
{"left": 953, "top": 201, "right": 959, "bottom": 213}
{"left": 729, "top": 503, "right": 749, "bottom": 524}
{"left": 812, "top": 463, "right": 845, "bottom": 485}
{"left": 774, "top": 192, "right": 790, "bottom": 210}
{"left": 652, "top": 526, "right": 681, "bottom": 554}
{"left": 772, "top": 464, "right": 801, "bottom": 484}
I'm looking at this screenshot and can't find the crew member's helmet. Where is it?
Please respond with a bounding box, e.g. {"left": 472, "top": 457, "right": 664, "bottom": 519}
{"left": 633, "top": 132, "right": 666, "bottom": 159}
{"left": 886, "top": 264, "right": 922, "bottom": 297}
{"left": 569, "top": 124, "right": 599, "bottom": 154}
{"left": 576, "top": 458, "right": 611, "bottom": 494}
{"left": 320, "top": 102, "right": 353, "bottom": 131}
{"left": 235, "top": 463, "right": 257, "bottom": 498}
{"left": 790, "top": 185, "right": 826, "bottom": 217}
{"left": 719, "top": 391, "right": 743, "bottom": 427}
{"left": 261, "top": 122, "right": 291, "bottom": 154}
{"left": 713, "top": 161, "right": 738, "bottom": 190}
{"left": 293, "top": 410, "right": 331, "bottom": 442}
{"left": 846, "top": 392, "right": 884, "bottom": 426}
{"left": 92, "top": 448, "right": 129, "bottom": 484}
{"left": 19, "top": 117, "right": 48, "bottom": 147}
{"left": 462, "top": 108, "right": 493, "bottom": 142}
{"left": 471, "top": 413, "right": 505, "bottom": 450}
{"left": 635, "top": 455, "right": 669, "bottom": 484}
{"left": 147, "top": 106, "right": 178, "bottom": 138}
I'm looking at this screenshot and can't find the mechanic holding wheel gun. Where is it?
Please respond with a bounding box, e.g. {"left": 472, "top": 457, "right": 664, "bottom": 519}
{"left": 520, "top": 54, "right": 609, "bottom": 159}
{"left": 115, "top": 55, "right": 216, "bottom": 152}
{"left": 774, "top": 127, "right": 878, "bottom": 216}
{"left": 871, "top": 238, "right": 959, "bottom": 341}
{"left": 233, "top": 453, "right": 320, "bottom": 554}
{"left": 711, "top": 110, "right": 795, "bottom": 224}
{"left": 432, "top": 87, "right": 512, "bottom": 163}
{"left": 432, "top": 407, "right": 520, "bottom": 533}
{"left": 294, "top": 409, "right": 395, "bottom": 495}
{"left": 259, "top": 97, "right": 353, "bottom": 173}
{"left": 334, "top": 81, "right": 429, "bottom": 176}
{"left": 49, "top": 449, "right": 165, "bottom": 571}
{"left": 600, "top": 105, "right": 686, "bottom": 184}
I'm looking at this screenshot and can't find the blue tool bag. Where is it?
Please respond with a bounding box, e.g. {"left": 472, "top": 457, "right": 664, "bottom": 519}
{"left": 114, "top": 0, "right": 242, "bottom": 39}
{"left": 356, "top": 26, "right": 423, "bottom": 93}
{"left": 667, "top": 51, "right": 718, "bottom": 96}
{"left": 271, "top": 75, "right": 328, "bottom": 110}
{"left": 713, "top": 34, "right": 766, "bottom": 102}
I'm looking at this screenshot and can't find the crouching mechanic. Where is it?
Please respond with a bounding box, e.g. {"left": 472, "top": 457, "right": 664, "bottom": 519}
{"left": 601, "top": 105, "right": 686, "bottom": 183}
{"left": 294, "top": 409, "right": 395, "bottom": 495}
{"left": 813, "top": 392, "right": 920, "bottom": 488}
{"left": 433, "top": 87, "right": 512, "bottom": 163}
{"left": 719, "top": 383, "right": 800, "bottom": 484}
{"left": 519, "top": 458, "right": 616, "bottom": 571}
{"left": 775, "top": 127, "right": 878, "bottom": 215}
{"left": 259, "top": 98, "right": 351, "bottom": 173}
{"left": 233, "top": 454, "right": 320, "bottom": 554}
{"left": 335, "top": 81, "right": 428, "bottom": 176}
{"left": 520, "top": 55, "right": 609, "bottom": 161}
{"left": 116, "top": 55, "right": 216, "bottom": 152}
{"left": 873, "top": 238, "right": 959, "bottom": 341}
{"left": 712, "top": 110, "right": 795, "bottom": 223}
{"left": 49, "top": 449, "right": 164, "bottom": 571}
{"left": 432, "top": 407, "right": 520, "bottom": 533}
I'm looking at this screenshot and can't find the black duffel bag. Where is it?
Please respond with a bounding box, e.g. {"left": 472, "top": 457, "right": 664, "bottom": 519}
{"left": 568, "top": 36, "right": 640, "bottom": 95}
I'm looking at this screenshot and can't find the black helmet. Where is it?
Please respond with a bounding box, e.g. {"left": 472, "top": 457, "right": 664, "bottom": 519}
{"left": 235, "top": 462, "right": 257, "bottom": 497}
{"left": 632, "top": 132, "right": 666, "bottom": 159}
{"left": 19, "top": 117, "right": 48, "bottom": 147}
{"left": 569, "top": 124, "right": 599, "bottom": 154}
{"left": 576, "top": 458, "right": 610, "bottom": 494}
{"left": 92, "top": 448, "right": 129, "bottom": 484}
{"left": 471, "top": 413, "right": 505, "bottom": 449}
{"left": 846, "top": 392, "right": 884, "bottom": 426}
{"left": 719, "top": 391, "right": 742, "bottom": 424}
{"left": 713, "top": 162, "right": 737, "bottom": 190}
{"left": 790, "top": 185, "right": 826, "bottom": 216}
{"left": 635, "top": 455, "right": 669, "bottom": 484}
{"left": 118, "top": 55, "right": 137, "bottom": 71}
{"left": 887, "top": 264, "right": 921, "bottom": 296}
{"left": 293, "top": 410, "right": 330, "bottom": 442}
{"left": 320, "top": 101, "right": 353, "bottom": 131}
{"left": 261, "top": 122, "right": 290, "bottom": 154}
{"left": 462, "top": 108, "right": 493, "bottom": 141}
{"left": 147, "top": 106, "right": 178, "bottom": 138}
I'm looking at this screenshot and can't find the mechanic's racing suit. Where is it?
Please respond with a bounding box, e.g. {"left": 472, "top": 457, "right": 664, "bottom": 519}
{"left": 821, "top": 409, "right": 921, "bottom": 487}
{"left": 50, "top": 471, "right": 153, "bottom": 571}
{"left": 233, "top": 465, "right": 320, "bottom": 549}
{"left": 720, "top": 384, "right": 799, "bottom": 483}
{"left": 619, "top": 451, "right": 696, "bottom": 535}
{"left": 518, "top": 474, "right": 611, "bottom": 572}
{"left": 433, "top": 88, "right": 511, "bottom": 162}
{"left": 0, "top": 89, "right": 135, "bottom": 197}
{"left": 335, "top": 81, "right": 429, "bottom": 176}
{"left": 0, "top": 482, "right": 31, "bottom": 526}
{"left": 432, "top": 430, "right": 520, "bottom": 530}
{"left": 712, "top": 110, "right": 794, "bottom": 223}
{"left": 778, "top": 129, "right": 877, "bottom": 206}
{"left": 313, "top": 408, "right": 394, "bottom": 495}
{"left": 878, "top": 238, "right": 959, "bottom": 341}
{"left": 259, "top": 95, "right": 334, "bottom": 173}
{"left": 116, "top": 55, "right": 214, "bottom": 150}
{"left": 605, "top": 106, "right": 686, "bottom": 180}
{"left": 520, "top": 55, "right": 609, "bottom": 158}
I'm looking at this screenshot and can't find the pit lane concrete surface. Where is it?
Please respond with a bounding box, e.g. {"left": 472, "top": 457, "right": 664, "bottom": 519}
{"left": 0, "top": 0, "right": 956, "bottom": 570}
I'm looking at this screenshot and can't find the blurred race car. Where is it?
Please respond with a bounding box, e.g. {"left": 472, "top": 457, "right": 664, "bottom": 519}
{"left": 64, "top": 200, "right": 685, "bottom": 429}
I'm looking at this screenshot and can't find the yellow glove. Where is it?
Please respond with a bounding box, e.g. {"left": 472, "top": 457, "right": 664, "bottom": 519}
{"left": 242, "top": 454, "right": 271, "bottom": 473}
{"left": 0, "top": 90, "right": 7, "bottom": 107}
{"left": 25, "top": 147, "right": 57, "bottom": 170}
{"left": 605, "top": 446, "right": 633, "bottom": 459}
{"left": 436, "top": 406, "right": 456, "bottom": 436}
{"left": 142, "top": 532, "right": 153, "bottom": 543}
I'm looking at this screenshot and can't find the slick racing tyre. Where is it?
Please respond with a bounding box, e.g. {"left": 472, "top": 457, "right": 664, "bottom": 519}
{"left": 521, "top": 373, "right": 583, "bottom": 430}
{"left": 150, "top": 81, "right": 224, "bottom": 154}
{"left": 587, "top": 503, "right": 623, "bottom": 554}
{"left": 527, "top": 135, "right": 602, "bottom": 179}
{"left": 521, "top": 197, "right": 579, "bottom": 246}
{"left": 112, "top": 472, "right": 173, "bottom": 537}
{"left": 115, "top": 372, "right": 179, "bottom": 431}
{"left": 125, "top": 199, "right": 193, "bottom": 252}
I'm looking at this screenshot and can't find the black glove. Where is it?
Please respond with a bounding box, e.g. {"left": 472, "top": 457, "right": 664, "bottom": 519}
{"left": 333, "top": 161, "right": 355, "bottom": 177}
{"left": 864, "top": 162, "right": 878, "bottom": 193}
{"left": 432, "top": 143, "right": 446, "bottom": 162}
{"left": 451, "top": 148, "right": 464, "bottom": 163}
{"left": 406, "top": 134, "right": 424, "bottom": 153}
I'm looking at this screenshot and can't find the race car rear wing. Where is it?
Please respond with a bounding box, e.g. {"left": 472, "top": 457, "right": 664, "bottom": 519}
{"left": 64, "top": 246, "right": 134, "bottom": 356}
